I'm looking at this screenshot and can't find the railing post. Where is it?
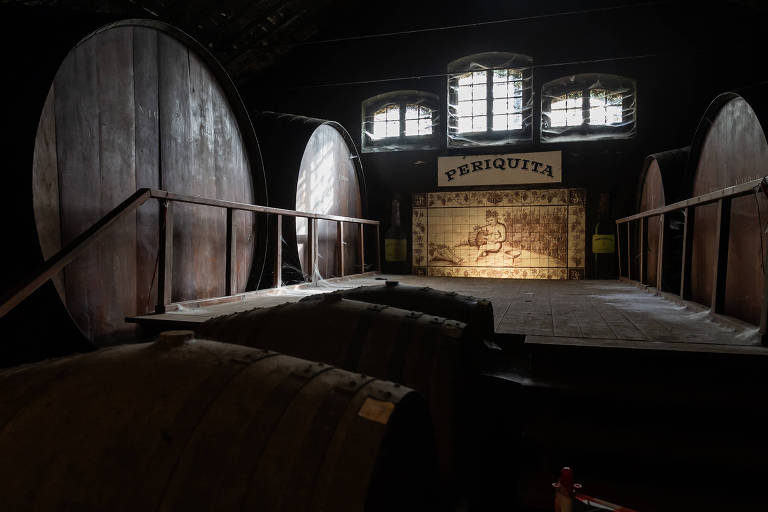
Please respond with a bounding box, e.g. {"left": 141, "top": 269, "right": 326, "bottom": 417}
{"left": 640, "top": 217, "right": 648, "bottom": 285}
{"left": 375, "top": 223, "right": 381, "bottom": 272}
{"left": 273, "top": 214, "right": 282, "bottom": 288}
{"left": 616, "top": 221, "right": 623, "bottom": 278}
{"left": 225, "top": 208, "right": 236, "bottom": 296}
{"left": 156, "top": 199, "right": 173, "bottom": 313}
{"left": 656, "top": 213, "right": 665, "bottom": 291}
{"left": 308, "top": 217, "right": 317, "bottom": 284}
{"left": 337, "top": 220, "right": 344, "bottom": 277}
{"left": 711, "top": 198, "right": 731, "bottom": 313}
{"left": 680, "top": 206, "right": 695, "bottom": 299}
{"left": 359, "top": 223, "right": 365, "bottom": 274}
{"left": 626, "top": 222, "right": 631, "bottom": 281}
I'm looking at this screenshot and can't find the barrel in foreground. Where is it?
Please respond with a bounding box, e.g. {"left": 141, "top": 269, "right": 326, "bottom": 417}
{"left": 0, "top": 331, "right": 437, "bottom": 511}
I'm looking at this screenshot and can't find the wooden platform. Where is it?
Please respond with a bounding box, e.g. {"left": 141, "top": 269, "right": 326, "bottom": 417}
{"left": 128, "top": 275, "right": 766, "bottom": 354}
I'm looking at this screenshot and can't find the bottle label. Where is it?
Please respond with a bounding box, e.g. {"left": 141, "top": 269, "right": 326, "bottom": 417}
{"left": 385, "top": 239, "right": 407, "bottom": 262}
{"left": 592, "top": 234, "right": 615, "bottom": 254}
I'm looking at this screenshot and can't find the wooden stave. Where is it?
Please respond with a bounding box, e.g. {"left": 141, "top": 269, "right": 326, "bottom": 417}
{"left": 688, "top": 90, "right": 768, "bottom": 324}
{"left": 0, "top": 333, "right": 435, "bottom": 511}
{"left": 195, "top": 296, "right": 467, "bottom": 488}
{"left": 252, "top": 112, "right": 367, "bottom": 284}
{"left": 636, "top": 147, "right": 690, "bottom": 291}
{"left": 29, "top": 20, "right": 268, "bottom": 345}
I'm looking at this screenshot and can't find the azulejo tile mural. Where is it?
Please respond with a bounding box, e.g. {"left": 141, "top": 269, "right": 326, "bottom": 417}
{"left": 412, "top": 188, "right": 585, "bottom": 279}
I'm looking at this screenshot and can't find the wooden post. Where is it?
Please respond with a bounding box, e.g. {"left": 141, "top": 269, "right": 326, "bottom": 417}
{"left": 375, "top": 223, "right": 381, "bottom": 271}
{"left": 760, "top": 225, "right": 768, "bottom": 345}
{"left": 273, "top": 214, "right": 282, "bottom": 288}
{"left": 656, "top": 213, "right": 665, "bottom": 291}
{"left": 337, "top": 220, "right": 344, "bottom": 277}
{"left": 680, "top": 207, "right": 695, "bottom": 299}
{"left": 711, "top": 198, "right": 731, "bottom": 313}
{"left": 308, "top": 217, "right": 317, "bottom": 284}
{"left": 626, "top": 222, "right": 631, "bottom": 281}
{"left": 639, "top": 217, "right": 648, "bottom": 285}
{"left": 616, "top": 221, "right": 623, "bottom": 278}
{"left": 359, "top": 223, "right": 365, "bottom": 274}
{"left": 156, "top": 199, "right": 173, "bottom": 313}
{"left": 225, "top": 209, "right": 236, "bottom": 296}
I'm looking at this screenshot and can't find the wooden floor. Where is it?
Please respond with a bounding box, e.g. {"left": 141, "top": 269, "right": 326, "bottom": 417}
{"left": 128, "top": 275, "right": 766, "bottom": 354}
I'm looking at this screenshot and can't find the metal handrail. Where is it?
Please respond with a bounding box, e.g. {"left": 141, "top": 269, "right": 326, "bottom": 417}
{"left": 0, "top": 188, "right": 381, "bottom": 319}
{"left": 615, "top": 176, "right": 768, "bottom": 345}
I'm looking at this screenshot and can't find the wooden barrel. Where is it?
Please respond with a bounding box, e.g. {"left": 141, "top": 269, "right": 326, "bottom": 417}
{"left": 688, "top": 89, "right": 768, "bottom": 324}
{"left": 0, "top": 331, "right": 437, "bottom": 511}
{"left": 636, "top": 147, "right": 690, "bottom": 291}
{"left": 29, "top": 20, "right": 267, "bottom": 345}
{"left": 302, "top": 280, "right": 495, "bottom": 344}
{"left": 196, "top": 296, "right": 467, "bottom": 491}
{"left": 252, "top": 112, "right": 366, "bottom": 284}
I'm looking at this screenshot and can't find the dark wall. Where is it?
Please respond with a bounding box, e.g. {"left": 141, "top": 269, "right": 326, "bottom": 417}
{"left": 239, "top": 1, "right": 768, "bottom": 276}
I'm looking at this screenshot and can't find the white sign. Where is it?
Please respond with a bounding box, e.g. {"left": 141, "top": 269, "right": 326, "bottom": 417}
{"left": 438, "top": 151, "right": 562, "bottom": 187}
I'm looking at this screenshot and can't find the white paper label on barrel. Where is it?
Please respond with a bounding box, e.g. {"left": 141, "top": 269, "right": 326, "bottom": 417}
{"left": 358, "top": 397, "right": 395, "bottom": 424}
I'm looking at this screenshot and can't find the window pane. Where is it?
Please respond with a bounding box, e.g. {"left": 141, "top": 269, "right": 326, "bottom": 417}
{"left": 492, "top": 114, "right": 507, "bottom": 131}
{"left": 405, "top": 119, "right": 418, "bottom": 136}
{"left": 493, "top": 68, "right": 507, "bottom": 82}
{"left": 405, "top": 105, "right": 419, "bottom": 119}
{"left": 473, "top": 84, "right": 487, "bottom": 100}
{"left": 458, "top": 101, "right": 473, "bottom": 117}
{"left": 458, "top": 85, "right": 472, "bottom": 101}
{"left": 373, "top": 109, "right": 387, "bottom": 122}
{"left": 566, "top": 92, "right": 582, "bottom": 108}
{"left": 493, "top": 98, "right": 508, "bottom": 115}
{"left": 550, "top": 110, "right": 566, "bottom": 127}
{"left": 567, "top": 109, "right": 583, "bottom": 126}
{"left": 386, "top": 120, "right": 399, "bottom": 137}
{"left": 607, "top": 105, "right": 622, "bottom": 124}
{"left": 511, "top": 96, "right": 523, "bottom": 113}
{"left": 589, "top": 107, "right": 606, "bottom": 125}
{"left": 492, "top": 82, "right": 508, "bottom": 98}
{"left": 509, "top": 69, "right": 523, "bottom": 81}
{"left": 509, "top": 80, "right": 523, "bottom": 96}
{"left": 419, "top": 118, "right": 433, "bottom": 134}
{"left": 473, "top": 99, "right": 487, "bottom": 116}
{"left": 372, "top": 121, "right": 386, "bottom": 139}
{"left": 551, "top": 95, "right": 567, "bottom": 110}
{"left": 384, "top": 105, "right": 399, "bottom": 121}
{"left": 472, "top": 71, "right": 486, "bottom": 84}
{"left": 509, "top": 114, "right": 523, "bottom": 130}
{"left": 607, "top": 92, "right": 622, "bottom": 106}
{"left": 472, "top": 116, "right": 486, "bottom": 132}
{"left": 458, "top": 73, "right": 472, "bottom": 86}
{"left": 419, "top": 106, "right": 431, "bottom": 117}
{"left": 458, "top": 117, "right": 472, "bottom": 133}
{"left": 590, "top": 89, "right": 606, "bottom": 104}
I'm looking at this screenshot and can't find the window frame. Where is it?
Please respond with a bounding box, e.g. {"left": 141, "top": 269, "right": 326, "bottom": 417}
{"left": 361, "top": 91, "right": 440, "bottom": 153}
{"left": 446, "top": 52, "right": 533, "bottom": 148}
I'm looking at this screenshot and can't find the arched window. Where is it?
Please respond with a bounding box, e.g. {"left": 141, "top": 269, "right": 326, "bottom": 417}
{"left": 447, "top": 52, "right": 533, "bottom": 147}
{"left": 362, "top": 91, "right": 439, "bottom": 152}
{"left": 541, "top": 74, "right": 636, "bottom": 142}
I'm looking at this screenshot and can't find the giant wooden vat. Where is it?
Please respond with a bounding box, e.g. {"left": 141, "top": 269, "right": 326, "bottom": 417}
{"left": 0, "top": 332, "right": 437, "bottom": 511}
{"left": 253, "top": 112, "right": 366, "bottom": 284}
{"left": 688, "top": 90, "right": 768, "bottom": 324}
{"left": 30, "top": 20, "right": 267, "bottom": 344}
{"left": 636, "top": 147, "right": 690, "bottom": 291}
{"left": 196, "top": 296, "right": 467, "bottom": 494}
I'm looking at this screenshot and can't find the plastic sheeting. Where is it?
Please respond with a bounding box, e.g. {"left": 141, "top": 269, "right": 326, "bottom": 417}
{"left": 447, "top": 52, "right": 533, "bottom": 147}
{"left": 541, "top": 73, "right": 636, "bottom": 143}
{"left": 361, "top": 90, "right": 440, "bottom": 152}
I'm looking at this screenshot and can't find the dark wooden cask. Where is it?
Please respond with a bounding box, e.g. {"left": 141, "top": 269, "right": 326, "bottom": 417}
{"left": 196, "top": 296, "right": 467, "bottom": 493}
{"left": 302, "top": 280, "right": 495, "bottom": 345}
{"left": 0, "top": 332, "right": 437, "bottom": 511}
{"left": 688, "top": 90, "right": 768, "bottom": 324}
{"left": 252, "top": 112, "right": 366, "bottom": 284}
{"left": 636, "top": 147, "right": 690, "bottom": 291}
{"left": 29, "top": 20, "right": 267, "bottom": 345}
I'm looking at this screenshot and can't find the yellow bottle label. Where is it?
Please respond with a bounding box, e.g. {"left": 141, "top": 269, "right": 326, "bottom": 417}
{"left": 385, "top": 239, "right": 407, "bottom": 262}
{"left": 592, "top": 234, "right": 615, "bottom": 254}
